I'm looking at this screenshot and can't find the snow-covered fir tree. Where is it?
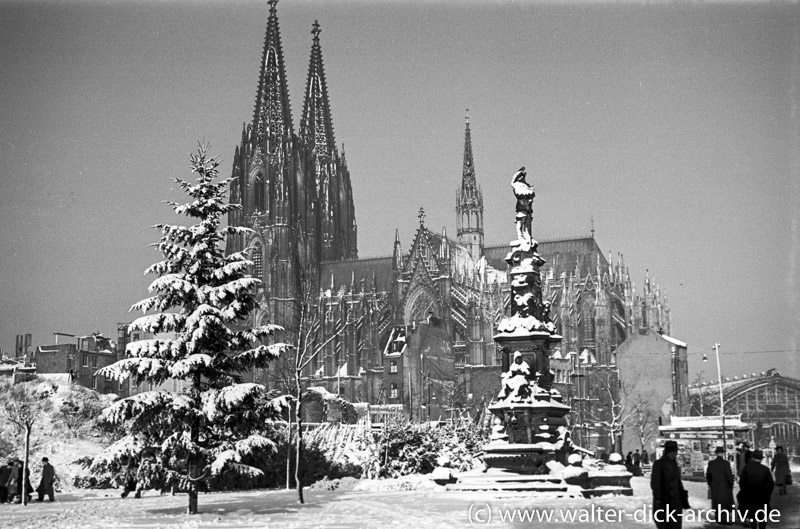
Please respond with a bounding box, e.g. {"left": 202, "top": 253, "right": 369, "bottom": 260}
{"left": 98, "top": 144, "right": 288, "bottom": 514}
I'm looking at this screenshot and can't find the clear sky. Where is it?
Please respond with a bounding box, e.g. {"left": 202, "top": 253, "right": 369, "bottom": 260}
{"left": 1, "top": 0, "right": 798, "bottom": 383}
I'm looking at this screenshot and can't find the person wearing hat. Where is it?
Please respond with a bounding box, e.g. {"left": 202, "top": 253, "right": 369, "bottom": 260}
{"left": 738, "top": 449, "right": 775, "bottom": 529}
{"left": 36, "top": 456, "right": 55, "bottom": 502}
{"left": 651, "top": 440, "right": 687, "bottom": 529}
{"left": 706, "top": 446, "right": 735, "bottom": 525}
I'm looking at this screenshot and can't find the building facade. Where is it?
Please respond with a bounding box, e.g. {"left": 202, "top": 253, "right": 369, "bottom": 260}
{"left": 34, "top": 333, "right": 122, "bottom": 395}
{"left": 227, "top": 2, "right": 676, "bottom": 436}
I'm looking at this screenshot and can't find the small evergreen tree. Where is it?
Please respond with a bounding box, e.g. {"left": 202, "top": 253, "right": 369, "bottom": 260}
{"left": 98, "top": 144, "right": 288, "bottom": 514}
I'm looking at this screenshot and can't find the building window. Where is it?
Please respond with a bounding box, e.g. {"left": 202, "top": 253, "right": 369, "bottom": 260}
{"left": 252, "top": 241, "right": 264, "bottom": 278}
{"left": 92, "top": 375, "right": 97, "bottom": 389}
{"left": 389, "top": 360, "right": 398, "bottom": 374}
{"left": 82, "top": 354, "right": 88, "bottom": 367}
{"left": 390, "top": 383, "right": 398, "bottom": 399}
{"left": 92, "top": 356, "right": 97, "bottom": 368}
{"left": 254, "top": 175, "right": 265, "bottom": 212}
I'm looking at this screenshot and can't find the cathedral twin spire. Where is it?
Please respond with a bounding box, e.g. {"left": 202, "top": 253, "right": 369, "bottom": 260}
{"left": 228, "top": 0, "right": 358, "bottom": 325}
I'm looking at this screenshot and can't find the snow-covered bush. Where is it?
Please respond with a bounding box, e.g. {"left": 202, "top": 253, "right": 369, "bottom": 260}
{"left": 96, "top": 144, "right": 289, "bottom": 514}
{"left": 364, "top": 417, "right": 488, "bottom": 479}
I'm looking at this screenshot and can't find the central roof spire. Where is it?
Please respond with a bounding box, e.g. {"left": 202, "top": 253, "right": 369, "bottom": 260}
{"left": 462, "top": 109, "right": 476, "bottom": 191}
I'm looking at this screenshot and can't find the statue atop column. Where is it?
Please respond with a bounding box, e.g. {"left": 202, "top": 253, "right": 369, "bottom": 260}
{"left": 511, "top": 167, "right": 536, "bottom": 250}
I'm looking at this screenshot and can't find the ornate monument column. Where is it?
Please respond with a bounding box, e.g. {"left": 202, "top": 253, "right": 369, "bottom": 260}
{"left": 484, "top": 167, "right": 572, "bottom": 473}
{"left": 449, "top": 168, "right": 632, "bottom": 495}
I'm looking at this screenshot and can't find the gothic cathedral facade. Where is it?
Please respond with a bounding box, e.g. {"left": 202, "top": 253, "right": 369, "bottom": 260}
{"left": 226, "top": 2, "right": 673, "bottom": 419}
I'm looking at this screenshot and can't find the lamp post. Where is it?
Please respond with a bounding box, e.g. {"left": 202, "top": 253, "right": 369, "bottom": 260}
{"left": 703, "top": 343, "right": 725, "bottom": 450}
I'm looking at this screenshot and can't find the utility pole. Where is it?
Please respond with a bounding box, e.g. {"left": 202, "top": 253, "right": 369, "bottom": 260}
{"left": 714, "top": 343, "right": 726, "bottom": 449}
{"left": 704, "top": 343, "right": 725, "bottom": 450}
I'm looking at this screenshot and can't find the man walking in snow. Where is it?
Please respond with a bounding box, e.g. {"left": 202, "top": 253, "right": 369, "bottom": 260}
{"left": 36, "top": 457, "right": 56, "bottom": 502}
{"left": 706, "top": 446, "right": 735, "bottom": 525}
{"left": 739, "top": 450, "right": 775, "bottom": 529}
{"left": 651, "top": 440, "right": 687, "bottom": 529}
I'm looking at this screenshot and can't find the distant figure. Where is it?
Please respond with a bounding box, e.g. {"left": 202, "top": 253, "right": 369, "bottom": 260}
{"left": 5, "top": 460, "right": 20, "bottom": 503}
{"left": 120, "top": 460, "right": 138, "bottom": 499}
{"left": 626, "top": 452, "right": 634, "bottom": 466}
{"left": 642, "top": 450, "right": 650, "bottom": 465}
{"left": 706, "top": 446, "right": 735, "bottom": 526}
{"left": 633, "top": 449, "right": 641, "bottom": 467}
{"left": 0, "top": 460, "right": 11, "bottom": 503}
{"left": 36, "top": 457, "right": 56, "bottom": 502}
{"left": 738, "top": 450, "right": 774, "bottom": 529}
{"left": 651, "top": 440, "right": 687, "bottom": 529}
{"left": 770, "top": 446, "right": 790, "bottom": 495}
{"left": 737, "top": 443, "right": 752, "bottom": 477}
{"left": 22, "top": 463, "right": 33, "bottom": 502}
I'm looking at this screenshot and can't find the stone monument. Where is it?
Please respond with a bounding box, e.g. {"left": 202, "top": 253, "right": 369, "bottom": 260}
{"left": 448, "top": 167, "right": 632, "bottom": 496}
{"left": 449, "top": 167, "right": 573, "bottom": 492}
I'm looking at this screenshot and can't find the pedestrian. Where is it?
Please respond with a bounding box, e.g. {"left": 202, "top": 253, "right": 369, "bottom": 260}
{"left": 36, "top": 457, "right": 56, "bottom": 502}
{"left": 626, "top": 451, "right": 634, "bottom": 466}
{"left": 634, "top": 449, "right": 642, "bottom": 467}
{"left": 651, "top": 440, "right": 688, "bottom": 529}
{"left": 738, "top": 450, "right": 775, "bottom": 529}
{"left": 120, "top": 459, "right": 138, "bottom": 499}
{"left": 0, "top": 460, "right": 11, "bottom": 504}
{"left": 770, "top": 446, "right": 790, "bottom": 496}
{"left": 19, "top": 462, "right": 33, "bottom": 503}
{"left": 6, "top": 460, "right": 20, "bottom": 503}
{"left": 706, "top": 446, "right": 735, "bottom": 525}
{"left": 643, "top": 450, "right": 650, "bottom": 465}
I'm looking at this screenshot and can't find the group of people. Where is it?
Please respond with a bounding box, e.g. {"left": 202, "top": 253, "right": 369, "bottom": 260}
{"left": 625, "top": 449, "right": 650, "bottom": 476}
{"left": 0, "top": 457, "right": 56, "bottom": 504}
{"left": 652, "top": 440, "right": 791, "bottom": 529}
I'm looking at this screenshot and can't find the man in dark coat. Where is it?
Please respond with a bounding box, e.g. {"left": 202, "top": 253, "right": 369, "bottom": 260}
{"left": 706, "top": 446, "right": 735, "bottom": 525}
{"left": 0, "top": 460, "right": 11, "bottom": 503}
{"left": 634, "top": 449, "right": 642, "bottom": 467}
{"left": 651, "top": 440, "right": 687, "bottom": 529}
{"left": 36, "top": 457, "right": 55, "bottom": 502}
{"left": 739, "top": 450, "right": 775, "bottom": 529}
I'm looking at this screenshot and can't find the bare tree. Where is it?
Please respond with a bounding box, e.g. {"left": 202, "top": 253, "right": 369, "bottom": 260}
{"left": 628, "top": 393, "right": 658, "bottom": 453}
{"left": 584, "top": 368, "right": 651, "bottom": 454}
{"left": 0, "top": 379, "right": 53, "bottom": 506}
{"left": 290, "top": 287, "right": 367, "bottom": 504}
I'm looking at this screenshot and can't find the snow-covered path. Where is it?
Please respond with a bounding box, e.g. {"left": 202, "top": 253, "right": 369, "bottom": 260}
{"left": 2, "top": 475, "right": 799, "bottom": 528}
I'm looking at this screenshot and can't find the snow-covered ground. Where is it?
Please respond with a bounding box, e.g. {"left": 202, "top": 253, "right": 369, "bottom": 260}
{"left": 2, "top": 472, "right": 799, "bottom": 528}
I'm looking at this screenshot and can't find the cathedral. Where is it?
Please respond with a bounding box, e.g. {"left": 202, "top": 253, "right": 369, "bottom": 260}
{"left": 226, "top": 1, "right": 673, "bottom": 421}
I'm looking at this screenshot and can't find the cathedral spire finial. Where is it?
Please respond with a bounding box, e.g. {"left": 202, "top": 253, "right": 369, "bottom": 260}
{"left": 268, "top": 0, "right": 278, "bottom": 11}
{"left": 300, "top": 18, "right": 335, "bottom": 155}
{"left": 418, "top": 207, "right": 426, "bottom": 226}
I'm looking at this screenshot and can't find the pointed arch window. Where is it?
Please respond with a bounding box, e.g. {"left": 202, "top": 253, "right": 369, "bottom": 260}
{"left": 254, "top": 174, "right": 265, "bottom": 212}
{"left": 251, "top": 241, "right": 264, "bottom": 279}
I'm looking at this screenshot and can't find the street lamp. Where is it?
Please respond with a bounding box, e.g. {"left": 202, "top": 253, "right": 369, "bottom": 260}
{"left": 703, "top": 343, "right": 726, "bottom": 450}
